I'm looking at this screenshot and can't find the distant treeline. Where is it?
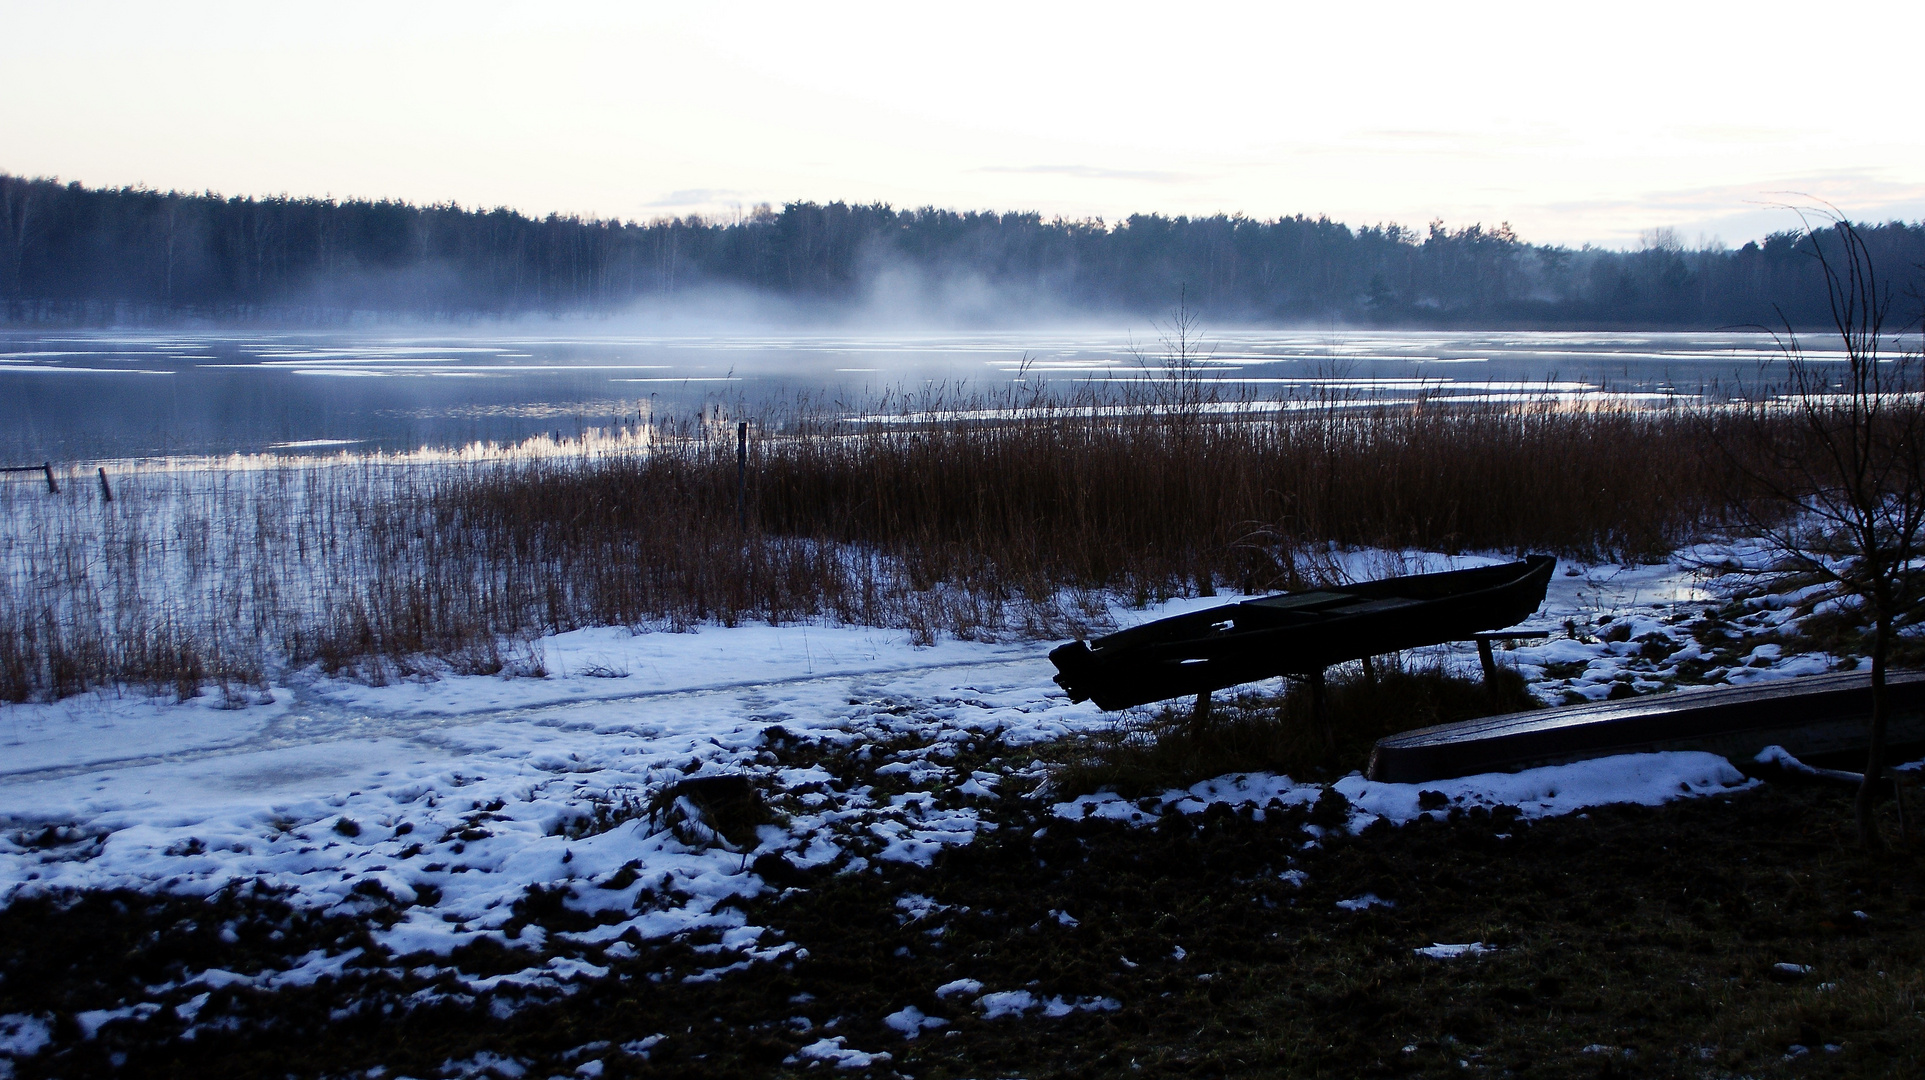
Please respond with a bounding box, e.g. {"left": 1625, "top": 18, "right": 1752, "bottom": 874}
{"left": 3, "top": 172, "right": 1923, "bottom": 326}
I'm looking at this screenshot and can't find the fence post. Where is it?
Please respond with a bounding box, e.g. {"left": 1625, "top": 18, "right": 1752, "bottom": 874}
{"left": 42, "top": 462, "right": 57, "bottom": 494}
{"left": 737, "top": 421, "right": 748, "bottom": 531}
{"left": 97, "top": 467, "right": 113, "bottom": 502}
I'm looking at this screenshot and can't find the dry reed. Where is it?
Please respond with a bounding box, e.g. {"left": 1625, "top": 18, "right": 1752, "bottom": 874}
{"left": 0, "top": 387, "right": 1770, "bottom": 703}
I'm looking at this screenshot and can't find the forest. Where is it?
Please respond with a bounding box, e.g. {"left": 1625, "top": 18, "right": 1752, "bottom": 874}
{"left": 4, "top": 172, "right": 1923, "bottom": 326}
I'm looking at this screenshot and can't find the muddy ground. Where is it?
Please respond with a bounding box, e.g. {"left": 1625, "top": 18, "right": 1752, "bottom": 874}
{"left": 3, "top": 743, "right": 1922, "bottom": 1080}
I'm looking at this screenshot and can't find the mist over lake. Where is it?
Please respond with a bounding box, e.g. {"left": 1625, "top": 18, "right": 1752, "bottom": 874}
{"left": 0, "top": 327, "right": 1812, "bottom": 461}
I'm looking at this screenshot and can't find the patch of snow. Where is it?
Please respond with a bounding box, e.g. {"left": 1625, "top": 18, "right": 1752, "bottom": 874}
{"left": 882, "top": 1005, "right": 947, "bottom": 1039}
{"left": 0, "top": 1014, "right": 51, "bottom": 1058}
{"left": 1414, "top": 942, "right": 1494, "bottom": 958}
{"left": 1053, "top": 772, "right": 1315, "bottom": 822}
{"left": 1335, "top": 752, "right": 1754, "bottom": 824}
{"left": 894, "top": 893, "right": 949, "bottom": 924}
{"left": 619, "top": 1034, "right": 665, "bottom": 1058}
{"left": 976, "top": 990, "right": 1120, "bottom": 1019}
{"left": 934, "top": 978, "right": 983, "bottom": 998}
{"left": 977, "top": 990, "right": 1038, "bottom": 1019}
{"left": 1335, "top": 894, "right": 1394, "bottom": 911}
{"left": 1057, "top": 752, "right": 1751, "bottom": 832}
{"left": 440, "top": 1051, "right": 527, "bottom": 1078}
{"left": 791, "top": 1036, "right": 891, "bottom": 1069}
{"left": 74, "top": 1003, "right": 160, "bottom": 1039}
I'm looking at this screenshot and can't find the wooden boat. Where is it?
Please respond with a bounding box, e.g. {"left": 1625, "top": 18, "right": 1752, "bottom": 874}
{"left": 1049, "top": 555, "right": 1557, "bottom": 711}
{"left": 1366, "top": 668, "right": 1925, "bottom": 784}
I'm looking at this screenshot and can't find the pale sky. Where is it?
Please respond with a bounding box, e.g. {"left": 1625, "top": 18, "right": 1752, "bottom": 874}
{"left": 5, "top": 0, "right": 1922, "bottom": 248}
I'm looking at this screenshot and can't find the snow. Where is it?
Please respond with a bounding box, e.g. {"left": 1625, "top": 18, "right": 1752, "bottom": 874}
{"left": 312, "top": 623, "right": 1036, "bottom": 719}
{"left": 76, "top": 1004, "right": 161, "bottom": 1039}
{"left": 1053, "top": 772, "right": 1317, "bottom": 823}
{"left": 0, "top": 626, "right": 1128, "bottom": 997}
{"left": 882, "top": 1005, "right": 947, "bottom": 1038}
{"left": 1053, "top": 752, "right": 1754, "bottom": 830}
{"left": 975, "top": 991, "right": 1120, "bottom": 1019}
{"left": 620, "top": 1035, "right": 665, "bottom": 1058}
{"left": 0, "top": 691, "right": 290, "bottom": 776}
{"left": 1414, "top": 942, "right": 1494, "bottom": 958}
{"left": 1335, "top": 752, "right": 1754, "bottom": 823}
{"left": 976, "top": 991, "right": 1039, "bottom": 1019}
{"left": 0, "top": 1014, "right": 51, "bottom": 1058}
{"left": 792, "top": 1036, "right": 891, "bottom": 1069}
{"left": 0, "top": 541, "right": 1882, "bottom": 1002}
{"left": 440, "top": 1052, "right": 528, "bottom": 1078}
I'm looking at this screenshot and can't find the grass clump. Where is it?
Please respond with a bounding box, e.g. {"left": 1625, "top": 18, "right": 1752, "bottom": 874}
{"left": 1052, "top": 659, "right": 1542, "bottom": 798}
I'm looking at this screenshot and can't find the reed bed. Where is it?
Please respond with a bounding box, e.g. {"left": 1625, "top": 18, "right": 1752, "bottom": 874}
{"left": 0, "top": 387, "right": 1766, "bottom": 703}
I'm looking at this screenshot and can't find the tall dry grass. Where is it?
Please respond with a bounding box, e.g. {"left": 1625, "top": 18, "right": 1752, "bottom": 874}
{"left": 0, "top": 387, "right": 1767, "bottom": 704}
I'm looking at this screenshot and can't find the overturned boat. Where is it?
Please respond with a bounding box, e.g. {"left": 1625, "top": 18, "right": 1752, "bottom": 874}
{"left": 1049, "top": 555, "right": 1557, "bottom": 711}
{"left": 1366, "top": 668, "right": 1925, "bottom": 784}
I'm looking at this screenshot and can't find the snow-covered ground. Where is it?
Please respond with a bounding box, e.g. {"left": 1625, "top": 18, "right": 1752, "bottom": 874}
{"left": 0, "top": 547, "right": 1871, "bottom": 1004}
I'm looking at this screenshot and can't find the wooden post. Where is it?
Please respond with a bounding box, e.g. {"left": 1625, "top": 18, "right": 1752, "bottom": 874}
{"left": 1360, "top": 655, "right": 1376, "bottom": 684}
{"left": 1896, "top": 771, "right": 1915, "bottom": 848}
{"left": 97, "top": 467, "right": 112, "bottom": 502}
{"left": 1309, "top": 668, "right": 1333, "bottom": 753}
{"left": 1190, "top": 689, "right": 1212, "bottom": 737}
{"left": 42, "top": 462, "right": 57, "bottom": 494}
{"left": 736, "top": 421, "right": 748, "bottom": 531}
{"left": 1471, "top": 631, "right": 1547, "bottom": 685}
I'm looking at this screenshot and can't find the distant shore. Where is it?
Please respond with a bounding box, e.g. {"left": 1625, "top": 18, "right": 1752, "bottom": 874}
{"left": 7, "top": 173, "right": 1920, "bottom": 329}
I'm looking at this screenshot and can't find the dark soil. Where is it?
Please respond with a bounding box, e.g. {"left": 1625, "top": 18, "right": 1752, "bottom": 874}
{"left": 3, "top": 776, "right": 1923, "bottom": 1079}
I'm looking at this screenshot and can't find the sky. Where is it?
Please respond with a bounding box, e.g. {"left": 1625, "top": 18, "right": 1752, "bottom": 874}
{"left": 5, "top": 0, "right": 1923, "bottom": 249}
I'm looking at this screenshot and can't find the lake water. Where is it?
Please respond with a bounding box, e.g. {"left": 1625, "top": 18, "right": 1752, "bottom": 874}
{"left": 0, "top": 327, "right": 1827, "bottom": 461}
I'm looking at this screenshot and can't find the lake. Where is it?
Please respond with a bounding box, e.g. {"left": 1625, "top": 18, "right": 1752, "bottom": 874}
{"left": 0, "top": 326, "right": 1826, "bottom": 461}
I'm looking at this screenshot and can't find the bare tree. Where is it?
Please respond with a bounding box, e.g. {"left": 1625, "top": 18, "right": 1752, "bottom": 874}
{"left": 1128, "top": 287, "right": 1216, "bottom": 415}
{"left": 1730, "top": 213, "right": 1925, "bottom": 848}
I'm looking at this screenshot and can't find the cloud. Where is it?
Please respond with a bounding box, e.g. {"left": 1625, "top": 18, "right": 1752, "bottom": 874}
{"left": 977, "top": 164, "right": 1190, "bottom": 183}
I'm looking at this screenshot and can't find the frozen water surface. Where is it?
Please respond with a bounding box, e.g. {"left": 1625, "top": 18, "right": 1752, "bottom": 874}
{"left": 0, "top": 328, "right": 1814, "bottom": 460}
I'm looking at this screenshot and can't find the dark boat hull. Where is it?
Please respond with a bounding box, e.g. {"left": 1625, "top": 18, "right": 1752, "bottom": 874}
{"left": 1366, "top": 669, "right": 1925, "bottom": 784}
{"left": 1051, "top": 555, "right": 1556, "bottom": 711}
